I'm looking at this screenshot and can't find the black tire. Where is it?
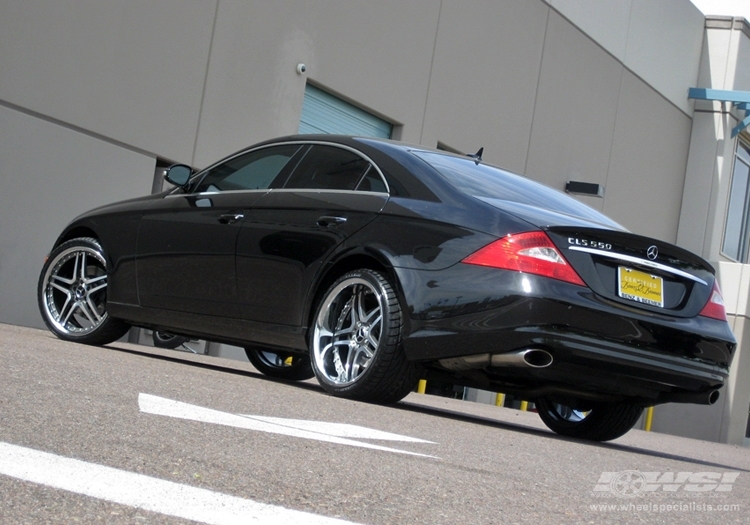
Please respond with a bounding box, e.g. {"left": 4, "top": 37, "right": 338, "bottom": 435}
{"left": 245, "top": 346, "right": 314, "bottom": 381}
{"left": 152, "top": 331, "right": 190, "bottom": 349}
{"left": 310, "top": 269, "right": 420, "bottom": 404}
{"left": 535, "top": 396, "right": 644, "bottom": 442}
{"left": 38, "top": 237, "right": 130, "bottom": 345}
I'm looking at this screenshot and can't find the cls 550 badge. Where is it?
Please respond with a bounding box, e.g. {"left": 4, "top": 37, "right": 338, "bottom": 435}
{"left": 568, "top": 237, "right": 612, "bottom": 251}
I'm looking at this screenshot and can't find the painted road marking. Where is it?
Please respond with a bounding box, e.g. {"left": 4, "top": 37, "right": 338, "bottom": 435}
{"left": 243, "top": 416, "right": 432, "bottom": 442}
{"left": 0, "top": 441, "right": 359, "bottom": 525}
{"left": 139, "top": 393, "right": 439, "bottom": 458}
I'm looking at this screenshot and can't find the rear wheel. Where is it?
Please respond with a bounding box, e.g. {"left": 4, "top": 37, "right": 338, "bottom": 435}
{"left": 37, "top": 237, "right": 130, "bottom": 345}
{"left": 245, "top": 346, "right": 314, "bottom": 381}
{"left": 535, "top": 396, "right": 643, "bottom": 441}
{"left": 310, "top": 269, "right": 420, "bottom": 404}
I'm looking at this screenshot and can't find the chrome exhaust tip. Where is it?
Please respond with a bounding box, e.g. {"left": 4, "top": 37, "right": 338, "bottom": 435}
{"left": 660, "top": 388, "right": 721, "bottom": 405}
{"left": 708, "top": 389, "right": 721, "bottom": 405}
{"left": 491, "top": 348, "right": 553, "bottom": 368}
{"left": 439, "top": 348, "right": 554, "bottom": 371}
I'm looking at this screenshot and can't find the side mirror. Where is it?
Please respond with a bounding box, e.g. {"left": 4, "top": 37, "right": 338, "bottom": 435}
{"left": 165, "top": 164, "right": 192, "bottom": 188}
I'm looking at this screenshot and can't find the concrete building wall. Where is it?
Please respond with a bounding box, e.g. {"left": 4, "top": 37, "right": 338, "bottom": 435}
{"left": 192, "top": 0, "right": 442, "bottom": 167}
{"left": 0, "top": 105, "right": 155, "bottom": 326}
{"left": 524, "top": 11, "right": 694, "bottom": 242}
{"left": 418, "top": 0, "right": 549, "bottom": 172}
{"left": 602, "top": 71, "right": 693, "bottom": 243}
{"left": 550, "top": 0, "right": 704, "bottom": 116}
{"left": 678, "top": 18, "right": 750, "bottom": 261}
{"left": 663, "top": 18, "right": 750, "bottom": 445}
{"left": 0, "top": 0, "right": 217, "bottom": 163}
{"left": 525, "top": 9, "right": 622, "bottom": 214}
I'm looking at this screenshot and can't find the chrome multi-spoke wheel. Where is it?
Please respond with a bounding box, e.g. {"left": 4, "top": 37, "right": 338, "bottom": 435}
{"left": 535, "top": 396, "right": 643, "bottom": 441}
{"left": 245, "top": 346, "right": 314, "bottom": 381}
{"left": 314, "top": 276, "right": 382, "bottom": 385}
{"left": 38, "top": 237, "right": 129, "bottom": 345}
{"left": 311, "top": 269, "right": 420, "bottom": 404}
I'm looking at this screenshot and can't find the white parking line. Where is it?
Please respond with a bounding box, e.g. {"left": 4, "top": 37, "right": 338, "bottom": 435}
{"left": 243, "top": 415, "right": 434, "bottom": 443}
{"left": 139, "top": 393, "right": 438, "bottom": 458}
{"left": 0, "top": 441, "right": 360, "bottom": 525}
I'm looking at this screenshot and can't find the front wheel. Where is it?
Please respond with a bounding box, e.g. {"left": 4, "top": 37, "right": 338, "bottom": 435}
{"left": 535, "top": 397, "right": 643, "bottom": 441}
{"left": 245, "top": 346, "right": 314, "bottom": 381}
{"left": 37, "top": 237, "right": 130, "bottom": 345}
{"left": 310, "top": 269, "right": 420, "bottom": 404}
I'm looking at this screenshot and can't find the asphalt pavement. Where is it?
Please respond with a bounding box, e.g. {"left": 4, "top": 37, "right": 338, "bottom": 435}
{"left": 1, "top": 323, "right": 748, "bottom": 524}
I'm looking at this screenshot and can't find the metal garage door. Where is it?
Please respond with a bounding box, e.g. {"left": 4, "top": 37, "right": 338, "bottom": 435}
{"left": 299, "top": 84, "right": 392, "bottom": 138}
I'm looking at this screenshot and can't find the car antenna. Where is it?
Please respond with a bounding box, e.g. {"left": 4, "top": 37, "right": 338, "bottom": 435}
{"left": 467, "top": 147, "right": 483, "bottom": 164}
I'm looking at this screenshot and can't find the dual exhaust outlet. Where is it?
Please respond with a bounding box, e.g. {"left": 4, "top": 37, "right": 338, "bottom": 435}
{"left": 439, "top": 348, "right": 553, "bottom": 371}
{"left": 439, "top": 349, "right": 722, "bottom": 406}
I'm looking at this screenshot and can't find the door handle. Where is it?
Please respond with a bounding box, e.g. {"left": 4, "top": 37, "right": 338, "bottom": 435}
{"left": 218, "top": 213, "right": 244, "bottom": 224}
{"left": 316, "top": 215, "right": 347, "bottom": 227}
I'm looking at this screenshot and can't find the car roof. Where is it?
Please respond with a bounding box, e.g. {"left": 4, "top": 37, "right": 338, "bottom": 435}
{"left": 254, "top": 135, "right": 448, "bottom": 202}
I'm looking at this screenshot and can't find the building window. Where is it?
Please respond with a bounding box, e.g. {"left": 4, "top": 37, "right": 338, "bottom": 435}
{"left": 723, "top": 140, "right": 750, "bottom": 262}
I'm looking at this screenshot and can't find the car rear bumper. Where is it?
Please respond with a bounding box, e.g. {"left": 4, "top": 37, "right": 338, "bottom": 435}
{"left": 396, "top": 265, "right": 735, "bottom": 401}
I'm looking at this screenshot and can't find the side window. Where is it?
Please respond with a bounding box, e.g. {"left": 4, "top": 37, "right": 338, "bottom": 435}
{"left": 194, "top": 145, "right": 301, "bottom": 193}
{"left": 283, "top": 145, "right": 376, "bottom": 191}
{"left": 722, "top": 141, "right": 750, "bottom": 261}
{"left": 357, "top": 169, "right": 388, "bottom": 193}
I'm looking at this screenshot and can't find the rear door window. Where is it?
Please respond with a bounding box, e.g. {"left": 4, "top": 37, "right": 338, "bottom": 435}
{"left": 283, "top": 145, "right": 377, "bottom": 191}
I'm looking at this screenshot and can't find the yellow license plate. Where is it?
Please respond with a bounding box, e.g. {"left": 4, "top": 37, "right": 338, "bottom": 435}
{"left": 618, "top": 267, "right": 664, "bottom": 308}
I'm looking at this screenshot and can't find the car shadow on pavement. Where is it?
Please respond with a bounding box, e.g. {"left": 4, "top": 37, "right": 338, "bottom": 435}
{"left": 107, "top": 341, "right": 749, "bottom": 473}
{"left": 106, "top": 342, "right": 325, "bottom": 393}
{"left": 395, "top": 400, "right": 750, "bottom": 473}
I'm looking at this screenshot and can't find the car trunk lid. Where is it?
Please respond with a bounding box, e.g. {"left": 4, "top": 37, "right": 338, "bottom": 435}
{"left": 546, "top": 227, "right": 715, "bottom": 318}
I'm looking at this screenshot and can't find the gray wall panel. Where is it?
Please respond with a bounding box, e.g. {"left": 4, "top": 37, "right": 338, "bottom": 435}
{"left": 623, "top": 0, "right": 703, "bottom": 116}
{"left": 0, "top": 106, "right": 154, "bottom": 327}
{"left": 0, "top": 0, "right": 217, "bottom": 163}
{"left": 419, "top": 0, "right": 549, "bottom": 172}
{"left": 192, "top": 0, "right": 440, "bottom": 168}
{"left": 603, "top": 72, "right": 692, "bottom": 242}
{"left": 551, "top": 0, "right": 704, "bottom": 116}
{"left": 548, "top": 0, "right": 632, "bottom": 60}
{"left": 525, "top": 10, "right": 622, "bottom": 212}
{"left": 732, "top": 29, "right": 750, "bottom": 90}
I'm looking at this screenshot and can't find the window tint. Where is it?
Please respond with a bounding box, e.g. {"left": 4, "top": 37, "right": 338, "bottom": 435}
{"left": 284, "top": 145, "right": 373, "bottom": 191}
{"left": 412, "top": 150, "right": 619, "bottom": 226}
{"left": 357, "top": 170, "right": 388, "bottom": 193}
{"left": 195, "top": 145, "right": 301, "bottom": 193}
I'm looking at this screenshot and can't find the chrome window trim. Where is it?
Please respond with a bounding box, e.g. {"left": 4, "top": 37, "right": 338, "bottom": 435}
{"left": 164, "top": 189, "right": 270, "bottom": 199}
{"left": 165, "top": 188, "right": 389, "bottom": 198}
{"left": 268, "top": 188, "right": 389, "bottom": 196}
{"left": 171, "top": 140, "right": 390, "bottom": 196}
{"left": 280, "top": 140, "right": 390, "bottom": 194}
{"left": 568, "top": 246, "right": 708, "bottom": 286}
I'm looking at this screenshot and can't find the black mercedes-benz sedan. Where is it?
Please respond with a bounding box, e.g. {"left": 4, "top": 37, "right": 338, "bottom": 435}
{"left": 38, "top": 135, "right": 736, "bottom": 441}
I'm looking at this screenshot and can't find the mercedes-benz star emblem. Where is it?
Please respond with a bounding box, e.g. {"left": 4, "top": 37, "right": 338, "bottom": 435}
{"left": 647, "top": 245, "right": 658, "bottom": 260}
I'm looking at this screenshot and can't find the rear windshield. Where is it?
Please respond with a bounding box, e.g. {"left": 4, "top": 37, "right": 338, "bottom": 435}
{"left": 412, "top": 150, "right": 617, "bottom": 226}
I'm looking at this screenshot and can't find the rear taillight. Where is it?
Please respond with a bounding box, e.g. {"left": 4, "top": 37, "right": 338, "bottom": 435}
{"left": 699, "top": 281, "right": 728, "bottom": 321}
{"left": 462, "top": 231, "right": 585, "bottom": 286}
